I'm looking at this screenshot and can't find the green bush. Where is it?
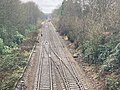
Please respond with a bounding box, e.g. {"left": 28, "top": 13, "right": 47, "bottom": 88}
{"left": 14, "top": 31, "right": 24, "bottom": 45}
{"left": 83, "top": 36, "right": 111, "bottom": 64}
{"left": 0, "top": 53, "right": 27, "bottom": 72}
{"left": 102, "top": 43, "right": 120, "bottom": 72}
{"left": 2, "top": 46, "right": 13, "bottom": 54}
{"left": 25, "top": 24, "right": 37, "bottom": 34}
{"left": 0, "top": 74, "right": 19, "bottom": 90}
{"left": 106, "top": 77, "right": 119, "bottom": 90}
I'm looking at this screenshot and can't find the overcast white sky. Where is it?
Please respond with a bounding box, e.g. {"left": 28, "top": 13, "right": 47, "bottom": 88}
{"left": 20, "top": 0, "right": 63, "bottom": 13}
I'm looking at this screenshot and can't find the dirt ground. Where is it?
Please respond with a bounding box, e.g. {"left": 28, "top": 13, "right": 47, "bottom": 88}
{"left": 23, "top": 43, "right": 40, "bottom": 90}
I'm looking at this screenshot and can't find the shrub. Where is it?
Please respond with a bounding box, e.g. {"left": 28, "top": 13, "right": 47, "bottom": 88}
{"left": 105, "top": 77, "right": 119, "bottom": 90}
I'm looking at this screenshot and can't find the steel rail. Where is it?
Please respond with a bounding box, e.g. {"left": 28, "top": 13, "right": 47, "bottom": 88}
{"left": 44, "top": 44, "right": 68, "bottom": 90}
{"left": 48, "top": 26, "right": 84, "bottom": 90}
{"left": 50, "top": 22, "right": 85, "bottom": 90}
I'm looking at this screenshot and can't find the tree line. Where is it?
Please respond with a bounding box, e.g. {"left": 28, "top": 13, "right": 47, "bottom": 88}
{"left": 0, "top": 0, "right": 44, "bottom": 50}
{"left": 0, "top": 0, "right": 44, "bottom": 89}
{"left": 52, "top": 0, "right": 120, "bottom": 89}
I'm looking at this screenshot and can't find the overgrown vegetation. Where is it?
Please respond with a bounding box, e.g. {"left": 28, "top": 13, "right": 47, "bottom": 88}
{"left": 0, "top": 0, "right": 44, "bottom": 89}
{"left": 52, "top": 0, "right": 120, "bottom": 89}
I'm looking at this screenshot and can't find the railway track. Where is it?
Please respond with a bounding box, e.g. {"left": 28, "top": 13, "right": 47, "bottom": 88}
{"left": 33, "top": 22, "right": 85, "bottom": 90}
{"left": 48, "top": 23, "right": 85, "bottom": 90}
{"left": 34, "top": 23, "right": 52, "bottom": 90}
{"left": 49, "top": 45, "right": 85, "bottom": 90}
